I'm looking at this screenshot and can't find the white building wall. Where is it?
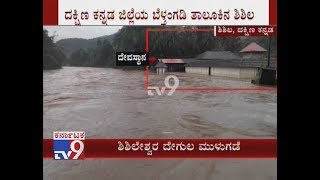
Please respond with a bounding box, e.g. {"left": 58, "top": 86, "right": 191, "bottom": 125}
{"left": 241, "top": 53, "right": 264, "bottom": 59}
{"left": 211, "top": 67, "right": 240, "bottom": 78}
{"left": 185, "top": 67, "right": 258, "bottom": 79}
{"left": 239, "top": 68, "right": 258, "bottom": 79}
{"left": 156, "top": 67, "right": 167, "bottom": 74}
{"left": 185, "top": 67, "right": 209, "bottom": 75}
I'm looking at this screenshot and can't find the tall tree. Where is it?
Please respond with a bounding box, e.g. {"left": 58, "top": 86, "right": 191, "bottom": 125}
{"left": 43, "top": 29, "right": 67, "bottom": 70}
{"left": 70, "top": 48, "right": 89, "bottom": 66}
{"left": 93, "top": 39, "right": 115, "bottom": 67}
{"left": 112, "top": 26, "right": 242, "bottom": 59}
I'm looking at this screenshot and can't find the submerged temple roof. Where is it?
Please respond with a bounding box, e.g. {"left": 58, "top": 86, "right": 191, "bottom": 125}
{"left": 184, "top": 58, "right": 276, "bottom": 68}
{"left": 196, "top": 51, "right": 241, "bottom": 60}
{"left": 160, "top": 59, "right": 185, "bottom": 64}
{"left": 155, "top": 60, "right": 168, "bottom": 68}
{"left": 154, "top": 42, "right": 274, "bottom": 69}
{"left": 240, "top": 42, "right": 267, "bottom": 53}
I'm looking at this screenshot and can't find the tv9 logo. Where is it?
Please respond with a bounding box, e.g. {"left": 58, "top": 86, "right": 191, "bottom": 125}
{"left": 53, "top": 131, "right": 85, "bottom": 160}
{"left": 148, "top": 75, "right": 179, "bottom": 96}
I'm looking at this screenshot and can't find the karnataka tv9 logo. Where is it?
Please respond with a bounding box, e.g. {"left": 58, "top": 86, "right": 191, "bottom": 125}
{"left": 53, "top": 131, "right": 85, "bottom": 160}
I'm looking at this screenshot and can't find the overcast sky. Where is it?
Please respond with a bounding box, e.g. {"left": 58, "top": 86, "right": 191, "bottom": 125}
{"left": 43, "top": 26, "right": 123, "bottom": 42}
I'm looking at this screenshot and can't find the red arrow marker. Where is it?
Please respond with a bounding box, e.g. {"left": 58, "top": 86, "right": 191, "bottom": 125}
{"left": 149, "top": 56, "right": 157, "bottom": 63}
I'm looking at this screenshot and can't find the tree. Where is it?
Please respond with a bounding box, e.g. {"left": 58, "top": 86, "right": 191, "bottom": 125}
{"left": 93, "top": 39, "right": 115, "bottom": 67}
{"left": 112, "top": 26, "right": 242, "bottom": 59}
{"left": 68, "top": 40, "right": 115, "bottom": 67}
{"left": 70, "top": 48, "right": 89, "bottom": 66}
{"left": 43, "top": 29, "right": 67, "bottom": 70}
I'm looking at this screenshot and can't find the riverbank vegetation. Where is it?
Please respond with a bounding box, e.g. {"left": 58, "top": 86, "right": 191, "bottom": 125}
{"left": 43, "top": 27, "right": 276, "bottom": 70}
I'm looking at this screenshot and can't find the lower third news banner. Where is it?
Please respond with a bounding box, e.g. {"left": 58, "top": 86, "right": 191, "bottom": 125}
{"left": 44, "top": 138, "right": 276, "bottom": 159}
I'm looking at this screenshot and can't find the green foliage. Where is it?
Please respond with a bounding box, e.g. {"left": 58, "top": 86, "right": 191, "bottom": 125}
{"left": 69, "top": 39, "right": 115, "bottom": 67}
{"left": 43, "top": 29, "right": 66, "bottom": 70}
{"left": 70, "top": 48, "right": 89, "bottom": 66}
{"left": 51, "top": 26, "right": 276, "bottom": 69}
{"left": 56, "top": 34, "right": 116, "bottom": 58}
{"left": 93, "top": 39, "right": 115, "bottom": 67}
{"left": 112, "top": 26, "right": 275, "bottom": 59}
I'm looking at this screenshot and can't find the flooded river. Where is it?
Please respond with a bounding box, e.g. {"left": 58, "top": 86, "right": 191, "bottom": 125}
{"left": 43, "top": 67, "right": 277, "bottom": 180}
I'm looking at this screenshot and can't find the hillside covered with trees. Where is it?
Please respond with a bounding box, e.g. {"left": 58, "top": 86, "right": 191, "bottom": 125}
{"left": 112, "top": 26, "right": 276, "bottom": 59}
{"left": 56, "top": 34, "right": 116, "bottom": 58}
{"left": 113, "top": 26, "right": 241, "bottom": 58}
{"left": 43, "top": 29, "right": 67, "bottom": 70}
{"left": 44, "top": 26, "right": 276, "bottom": 70}
{"left": 67, "top": 39, "right": 115, "bottom": 67}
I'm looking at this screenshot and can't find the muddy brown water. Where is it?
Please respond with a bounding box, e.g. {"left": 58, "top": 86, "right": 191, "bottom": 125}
{"left": 43, "top": 67, "right": 277, "bottom": 180}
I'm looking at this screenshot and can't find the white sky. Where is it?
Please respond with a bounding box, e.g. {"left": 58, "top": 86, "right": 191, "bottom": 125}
{"left": 43, "top": 26, "right": 123, "bottom": 42}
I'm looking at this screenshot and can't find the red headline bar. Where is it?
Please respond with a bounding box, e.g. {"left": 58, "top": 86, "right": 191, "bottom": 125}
{"left": 43, "top": 0, "right": 58, "bottom": 25}
{"left": 269, "top": 0, "right": 277, "bottom": 26}
{"left": 43, "top": 0, "right": 276, "bottom": 26}
{"left": 44, "top": 139, "right": 277, "bottom": 159}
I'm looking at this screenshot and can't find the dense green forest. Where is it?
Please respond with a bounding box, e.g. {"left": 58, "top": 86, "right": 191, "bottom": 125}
{"left": 43, "top": 26, "right": 276, "bottom": 70}
{"left": 113, "top": 26, "right": 239, "bottom": 58}
{"left": 67, "top": 39, "right": 115, "bottom": 67}
{"left": 112, "top": 26, "right": 276, "bottom": 58}
{"left": 56, "top": 34, "right": 116, "bottom": 58}
{"left": 43, "top": 30, "right": 67, "bottom": 70}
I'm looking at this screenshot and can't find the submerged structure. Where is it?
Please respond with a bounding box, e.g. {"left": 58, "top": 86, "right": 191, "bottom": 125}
{"left": 153, "top": 42, "right": 276, "bottom": 82}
